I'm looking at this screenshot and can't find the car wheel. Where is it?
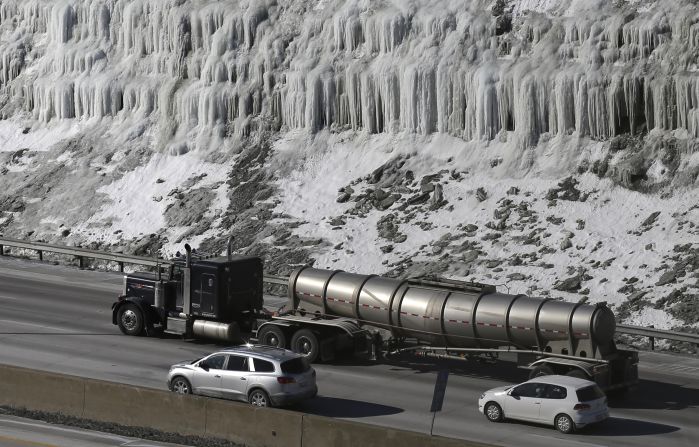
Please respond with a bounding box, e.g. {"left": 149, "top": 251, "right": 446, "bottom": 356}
{"left": 249, "top": 389, "right": 271, "bottom": 407}
{"left": 484, "top": 402, "right": 504, "bottom": 422}
{"left": 258, "top": 325, "right": 287, "bottom": 348}
{"left": 291, "top": 329, "right": 320, "bottom": 363}
{"left": 555, "top": 413, "right": 576, "bottom": 434}
{"left": 529, "top": 364, "right": 554, "bottom": 379}
{"left": 171, "top": 377, "right": 192, "bottom": 395}
{"left": 117, "top": 303, "right": 144, "bottom": 336}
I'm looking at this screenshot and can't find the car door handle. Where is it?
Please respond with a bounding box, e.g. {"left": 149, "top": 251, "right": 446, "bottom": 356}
{"left": 241, "top": 377, "right": 247, "bottom": 380}
{"left": 214, "top": 375, "right": 221, "bottom": 378}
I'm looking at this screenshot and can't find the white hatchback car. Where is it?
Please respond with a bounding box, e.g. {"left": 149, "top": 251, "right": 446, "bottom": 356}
{"left": 478, "top": 375, "right": 608, "bottom": 433}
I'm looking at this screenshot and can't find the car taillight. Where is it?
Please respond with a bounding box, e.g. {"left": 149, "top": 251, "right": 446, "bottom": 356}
{"left": 574, "top": 403, "right": 591, "bottom": 411}
{"left": 277, "top": 377, "right": 296, "bottom": 384}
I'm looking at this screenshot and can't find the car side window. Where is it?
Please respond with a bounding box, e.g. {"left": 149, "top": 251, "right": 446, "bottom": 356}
{"left": 203, "top": 354, "right": 226, "bottom": 370}
{"left": 545, "top": 384, "right": 567, "bottom": 399}
{"left": 226, "top": 355, "right": 249, "bottom": 372}
{"left": 513, "top": 383, "right": 541, "bottom": 398}
{"left": 252, "top": 358, "right": 275, "bottom": 373}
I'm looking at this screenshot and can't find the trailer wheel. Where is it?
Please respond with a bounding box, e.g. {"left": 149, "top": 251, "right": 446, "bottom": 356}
{"left": 565, "top": 369, "right": 589, "bottom": 380}
{"left": 529, "top": 364, "right": 554, "bottom": 379}
{"left": 117, "top": 303, "right": 144, "bottom": 336}
{"left": 291, "top": 329, "right": 320, "bottom": 363}
{"left": 257, "top": 325, "right": 287, "bottom": 348}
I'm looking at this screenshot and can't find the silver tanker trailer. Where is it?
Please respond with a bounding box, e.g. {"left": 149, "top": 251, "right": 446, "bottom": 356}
{"left": 256, "top": 267, "right": 638, "bottom": 393}
{"left": 112, "top": 244, "right": 638, "bottom": 393}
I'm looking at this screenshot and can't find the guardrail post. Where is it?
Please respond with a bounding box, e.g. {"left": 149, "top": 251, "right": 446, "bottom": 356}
{"left": 118, "top": 262, "right": 124, "bottom": 272}
{"left": 38, "top": 250, "right": 43, "bottom": 261}
{"left": 649, "top": 325, "right": 655, "bottom": 351}
{"left": 78, "top": 256, "right": 84, "bottom": 269}
{"left": 0, "top": 244, "right": 4, "bottom": 256}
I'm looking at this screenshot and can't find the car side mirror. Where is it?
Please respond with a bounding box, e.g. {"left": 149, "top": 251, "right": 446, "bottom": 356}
{"left": 199, "top": 362, "right": 209, "bottom": 371}
{"left": 509, "top": 390, "right": 519, "bottom": 398}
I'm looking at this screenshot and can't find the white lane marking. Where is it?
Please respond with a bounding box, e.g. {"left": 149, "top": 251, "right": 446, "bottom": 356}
{"left": 0, "top": 294, "right": 19, "bottom": 300}
{"left": 0, "top": 319, "right": 71, "bottom": 333}
{"left": 530, "top": 433, "right": 610, "bottom": 447}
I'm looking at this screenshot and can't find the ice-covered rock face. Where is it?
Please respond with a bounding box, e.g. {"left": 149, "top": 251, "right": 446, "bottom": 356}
{"left": 2, "top": 0, "right": 699, "bottom": 148}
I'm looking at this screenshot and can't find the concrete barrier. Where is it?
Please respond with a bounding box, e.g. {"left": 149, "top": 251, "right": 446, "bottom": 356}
{"left": 83, "top": 378, "right": 208, "bottom": 436}
{"left": 0, "top": 364, "right": 496, "bottom": 447}
{"left": 0, "top": 364, "right": 84, "bottom": 417}
{"left": 205, "top": 399, "right": 303, "bottom": 447}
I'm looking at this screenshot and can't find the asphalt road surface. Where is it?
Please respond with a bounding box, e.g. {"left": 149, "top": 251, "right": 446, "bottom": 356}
{"left": 0, "top": 257, "right": 697, "bottom": 447}
{"left": 0, "top": 414, "right": 187, "bottom": 447}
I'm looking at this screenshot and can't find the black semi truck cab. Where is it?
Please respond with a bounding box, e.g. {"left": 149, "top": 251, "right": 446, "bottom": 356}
{"left": 112, "top": 244, "right": 264, "bottom": 339}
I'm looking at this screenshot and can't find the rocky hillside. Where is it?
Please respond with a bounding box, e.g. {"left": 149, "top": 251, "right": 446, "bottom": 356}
{"left": 0, "top": 0, "right": 697, "bottom": 335}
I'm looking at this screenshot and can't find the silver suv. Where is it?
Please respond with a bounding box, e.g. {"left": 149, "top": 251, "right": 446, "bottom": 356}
{"left": 167, "top": 345, "right": 317, "bottom": 407}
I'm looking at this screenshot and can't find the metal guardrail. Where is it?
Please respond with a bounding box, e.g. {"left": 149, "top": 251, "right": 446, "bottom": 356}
{"left": 0, "top": 237, "right": 170, "bottom": 270}
{"left": 0, "top": 236, "right": 289, "bottom": 285}
{"left": 1, "top": 236, "right": 697, "bottom": 348}
{"left": 616, "top": 324, "right": 699, "bottom": 350}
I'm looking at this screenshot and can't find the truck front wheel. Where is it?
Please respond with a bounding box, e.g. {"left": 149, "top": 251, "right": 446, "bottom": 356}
{"left": 117, "top": 303, "right": 144, "bottom": 336}
{"left": 291, "top": 329, "right": 320, "bottom": 363}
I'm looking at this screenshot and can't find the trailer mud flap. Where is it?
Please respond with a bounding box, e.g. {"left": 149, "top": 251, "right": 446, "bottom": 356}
{"left": 320, "top": 336, "right": 337, "bottom": 362}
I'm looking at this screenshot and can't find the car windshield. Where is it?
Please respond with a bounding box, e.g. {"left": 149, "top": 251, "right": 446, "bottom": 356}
{"left": 281, "top": 357, "right": 310, "bottom": 374}
{"left": 576, "top": 385, "right": 605, "bottom": 402}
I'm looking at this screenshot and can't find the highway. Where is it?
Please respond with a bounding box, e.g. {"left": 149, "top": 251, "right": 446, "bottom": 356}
{"left": 0, "top": 257, "right": 697, "bottom": 447}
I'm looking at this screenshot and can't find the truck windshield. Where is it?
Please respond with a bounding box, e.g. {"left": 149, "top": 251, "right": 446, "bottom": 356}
{"left": 576, "top": 385, "right": 605, "bottom": 402}
{"left": 281, "top": 357, "right": 310, "bottom": 374}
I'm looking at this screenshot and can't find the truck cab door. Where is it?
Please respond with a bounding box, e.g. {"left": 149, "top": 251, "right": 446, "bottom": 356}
{"left": 220, "top": 355, "right": 250, "bottom": 401}
{"left": 200, "top": 273, "right": 217, "bottom": 315}
{"left": 192, "top": 354, "right": 226, "bottom": 397}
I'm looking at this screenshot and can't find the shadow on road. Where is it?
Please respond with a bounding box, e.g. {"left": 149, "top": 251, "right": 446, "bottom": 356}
{"left": 608, "top": 379, "right": 699, "bottom": 411}
{"left": 583, "top": 417, "right": 680, "bottom": 436}
{"left": 330, "top": 351, "right": 529, "bottom": 384}
{"left": 293, "top": 396, "right": 404, "bottom": 418}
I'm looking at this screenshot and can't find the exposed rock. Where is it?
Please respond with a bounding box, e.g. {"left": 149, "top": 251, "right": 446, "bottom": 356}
{"left": 462, "top": 250, "right": 479, "bottom": 263}
{"left": 336, "top": 191, "right": 351, "bottom": 203}
{"left": 476, "top": 187, "right": 487, "bottom": 202}
{"left": 377, "top": 194, "right": 401, "bottom": 210}
{"left": 429, "top": 184, "right": 445, "bottom": 210}
{"left": 656, "top": 270, "right": 676, "bottom": 286}
{"left": 641, "top": 211, "right": 661, "bottom": 227}
{"left": 507, "top": 186, "right": 520, "bottom": 195}
{"left": 507, "top": 272, "right": 526, "bottom": 281}
{"left": 546, "top": 177, "right": 585, "bottom": 202}
{"left": 420, "top": 183, "right": 435, "bottom": 193}
{"left": 554, "top": 275, "right": 583, "bottom": 292}
{"left": 560, "top": 238, "right": 572, "bottom": 250}
{"left": 329, "top": 217, "right": 346, "bottom": 226}
{"left": 373, "top": 188, "right": 390, "bottom": 201}
{"left": 406, "top": 192, "right": 430, "bottom": 205}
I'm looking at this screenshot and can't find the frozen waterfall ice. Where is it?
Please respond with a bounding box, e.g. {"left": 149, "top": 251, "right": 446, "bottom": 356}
{"left": 1, "top": 0, "right": 699, "bottom": 146}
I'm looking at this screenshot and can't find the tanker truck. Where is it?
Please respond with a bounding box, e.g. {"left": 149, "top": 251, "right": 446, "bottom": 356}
{"left": 111, "top": 244, "right": 638, "bottom": 393}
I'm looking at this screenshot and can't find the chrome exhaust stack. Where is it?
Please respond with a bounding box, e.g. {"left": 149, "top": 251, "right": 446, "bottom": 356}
{"left": 183, "top": 244, "right": 192, "bottom": 316}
